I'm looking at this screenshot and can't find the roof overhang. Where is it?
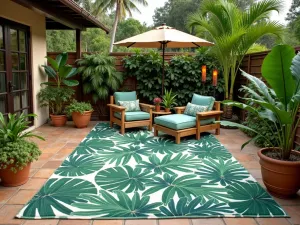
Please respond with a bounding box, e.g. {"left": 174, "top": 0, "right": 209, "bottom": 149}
{"left": 12, "top": 0, "right": 110, "bottom": 33}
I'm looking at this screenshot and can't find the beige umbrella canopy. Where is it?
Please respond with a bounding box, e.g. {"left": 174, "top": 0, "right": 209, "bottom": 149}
{"left": 114, "top": 24, "right": 214, "bottom": 95}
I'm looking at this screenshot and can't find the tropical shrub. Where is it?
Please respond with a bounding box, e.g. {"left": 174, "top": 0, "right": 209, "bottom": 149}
{"left": 0, "top": 113, "right": 44, "bottom": 172}
{"left": 65, "top": 100, "right": 93, "bottom": 116}
{"left": 38, "top": 86, "right": 74, "bottom": 115}
{"left": 77, "top": 54, "right": 123, "bottom": 102}
{"left": 39, "top": 52, "right": 78, "bottom": 116}
{"left": 188, "top": 0, "right": 284, "bottom": 118}
{"left": 123, "top": 49, "right": 224, "bottom": 106}
{"left": 221, "top": 45, "right": 300, "bottom": 160}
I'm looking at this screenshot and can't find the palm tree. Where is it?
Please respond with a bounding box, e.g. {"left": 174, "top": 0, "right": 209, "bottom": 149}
{"left": 188, "top": 0, "right": 284, "bottom": 118}
{"left": 93, "top": 0, "right": 148, "bottom": 53}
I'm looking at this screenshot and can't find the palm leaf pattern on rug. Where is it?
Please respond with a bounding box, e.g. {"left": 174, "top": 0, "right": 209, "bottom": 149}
{"left": 17, "top": 122, "right": 288, "bottom": 219}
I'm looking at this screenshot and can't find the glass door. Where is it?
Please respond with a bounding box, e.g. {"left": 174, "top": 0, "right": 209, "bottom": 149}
{"left": 0, "top": 18, "right": 31, "bottom": 120}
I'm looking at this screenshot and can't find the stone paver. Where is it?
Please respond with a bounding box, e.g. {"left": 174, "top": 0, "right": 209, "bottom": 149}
{"left": 192, "top": 218, "right": 225, "bottom": 225}
{"left": 23, "top": 219, "right": 59, "bottom": 225}
{"left": 92, "top": 220, "right": 123, "bottom": 225}
{"left": 33, "top": 168, "right": 56, "bottom": 178}
{"left": 0, "top": 122, "right": 299, "bottom": 225}
{"left": 255, "top": 218, "right": 291, "bottom": 225}
{"left": 0, "top": 204, "right": 24, "bottom": 224}
{"left": 159, "top": 219, "right": 190, "bottom": 225}
{"left": 20, "top": 178, "right": 47, "bottom": 190}
{"left": 58, "top": 219, "right": 91, "bottom": 225}
{"left": 0, "top": 189, "right": 18, "bottom": 204}
{"left": 7, "top": 190, "right": 37, "bottom": 205}
{"left": 223, "top": 218, "right": 257, "bottom": 225}
{"left": 125, "top": 219, "right": 156, "bottom": 225}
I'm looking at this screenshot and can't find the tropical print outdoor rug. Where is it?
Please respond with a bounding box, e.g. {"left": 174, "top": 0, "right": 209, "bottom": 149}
{"left": 17, "top": 122, "right": 288, "bottom": 219}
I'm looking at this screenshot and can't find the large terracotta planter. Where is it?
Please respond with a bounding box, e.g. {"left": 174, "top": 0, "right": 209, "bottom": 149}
{"left": 258, "top": 148, "right": 300, "bottom": 198}
{"left": 0, "top": 163, "right": 31, "bottom": 187}
{"left": 50, "top": 114, "right": 67, "bottom": 127}
{"left": 72, "top": 110, "right": 93, "bottom": 128}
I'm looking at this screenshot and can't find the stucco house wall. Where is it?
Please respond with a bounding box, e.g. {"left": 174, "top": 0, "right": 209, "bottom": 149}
{"left": 0, "top": 0, "right": 48, "bottom": 128}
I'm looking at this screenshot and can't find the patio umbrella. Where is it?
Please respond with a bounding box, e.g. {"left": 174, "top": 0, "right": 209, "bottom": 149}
{"left": 114, "top": 23, "right": 214, "bottom": 95}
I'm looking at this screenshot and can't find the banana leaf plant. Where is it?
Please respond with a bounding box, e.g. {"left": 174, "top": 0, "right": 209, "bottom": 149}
{"left": 220, "top": 45, "right": 300, "bottom": 160}
{"left": 42, "top": 52, "right": 79, "bottom": 88}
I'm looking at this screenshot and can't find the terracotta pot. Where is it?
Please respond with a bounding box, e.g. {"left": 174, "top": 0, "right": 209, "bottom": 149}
{"left": 258, "top": 148, "right": 300, "bottom": 198}
{"left": 72, "top": 110, "right": 93, "bottom": 128}
{"left": 155, "top": 105, "right": 161, "bottom": 112}
{"left": 50, "top": 114, "right": 67, "bottom": 127}
{"left": 165, "top": 108, "right": 170, "bottom": 112}
{"left": 0, "top": 163, "right": 31, "bottom": 187}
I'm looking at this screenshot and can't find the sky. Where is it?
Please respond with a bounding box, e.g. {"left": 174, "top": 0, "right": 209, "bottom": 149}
{"left": 132, "top": 0, "right": 293, "bottom": 26}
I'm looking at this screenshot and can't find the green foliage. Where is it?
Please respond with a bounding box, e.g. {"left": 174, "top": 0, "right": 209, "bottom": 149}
{"left": 43, "top": 52, "right": 79, "bottom": 88}
{"left": 247, "top": 44, "right": 268, "bottom": 54}
{"left": 221, "top": 45, "right": 300, "bottom": 160}
{"left": 116, "top": 18, "right": 149, "bottom": 42}
{"left": 77, "top": 54, "right": 123, "bottom": 102}
{"left": 0, "top": 113, "right": 43, "bottom": 172}
{"left": 123, "top": 49, "right": 224, "bottom": 105}
{"left": 153, "top": 0, "right": 202, "bottom": 33}
{"left": 188, "top": 0, "right": 284, "bottom": 112}
{"left": 65, "top": 100, "right": 93, "bottom": 116}
{"left": 242, "top": 112, "right": 278, "bottom": 148}
{"left": 0, "top": 113, "right": 45, "bottom": 144}
{"left": 0, "top": 140, "right": 41, "bottom": 173}
{"left": 239, "top": 81, "right": 279, "bottom": 147}
{"left": 162, "top": 89, "right": 177, "bottom": 109}
{"left": 38, "top": 86, "right": 74, "bottom": 115}
{"left": 46, "top": 30, "right": 75, "bottom": 52}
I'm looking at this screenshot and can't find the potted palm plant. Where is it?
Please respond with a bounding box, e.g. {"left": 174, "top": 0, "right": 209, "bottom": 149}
{"left": 221, "top": 45, "right": 300, "bottom": 198}
{"left": 65, "top": 100, "right": 93, "bottom": 128}
{"left": 40, "top": 52, "right": 79, "bottom": 127}
{"left": 0, "top": 113, "right": 44, "bottom": 186}
{"left": 162, "top": 89, "right": 177, "bottom": 112}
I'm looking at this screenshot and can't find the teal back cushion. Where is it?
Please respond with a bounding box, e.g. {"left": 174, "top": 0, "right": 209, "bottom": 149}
{"left": 114, "top": 91, "right": 137, "bottom": 105}
{"left": 191, "top": 94, "right": 215, "bottom": 111}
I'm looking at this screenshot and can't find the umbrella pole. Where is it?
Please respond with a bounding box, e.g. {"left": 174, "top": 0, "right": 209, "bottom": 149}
{"left": 162, "top": 43, "right": 166, "bottom": 96}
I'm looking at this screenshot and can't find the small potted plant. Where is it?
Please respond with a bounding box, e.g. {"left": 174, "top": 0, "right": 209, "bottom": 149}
{"left": 0, "top": 113, "right": 44, "bottom": 186}
{"left": 38, "top": 86, "right": 74, "bottom": 127}
{"left": 66, "top": 100, "right": 93, "bottom": 128}
{"left": 153, "top": 97, "right": 162, "bottom": 112}
{"left": 221, "top": 45, "right": 300, "bottom": 198}
{"left": 40, "top": 52, "right": 79, "bottom": 127}
{"left": 162, "top": 89, "right": 177, "bottom": 112}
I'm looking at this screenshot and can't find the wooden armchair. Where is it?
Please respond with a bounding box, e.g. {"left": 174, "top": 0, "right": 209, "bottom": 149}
{"left": 153, "top": 94, "right": 223, "bottom": 144}
{"left": 174, "top": 101, "right": 222, "bottom": 140}
{"left": 108, "top": 92, "right": 154, "bottom": 134}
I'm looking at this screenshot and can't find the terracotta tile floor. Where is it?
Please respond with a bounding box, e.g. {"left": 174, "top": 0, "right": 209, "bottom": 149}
{"left": 0, "top": 121, "right": 299, "bottom": 225}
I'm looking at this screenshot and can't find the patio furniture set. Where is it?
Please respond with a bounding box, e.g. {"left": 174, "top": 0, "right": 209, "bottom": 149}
{"left": 108, "top": 91, "right": 223, "bottom": 144}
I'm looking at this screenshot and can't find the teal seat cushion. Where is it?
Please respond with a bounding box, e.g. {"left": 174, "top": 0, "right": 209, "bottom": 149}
{"left": 114, "top": 111, "right": 150, "bottom": 121}
{"left": 191, "top": 94, "right": 215, "bottom": 111}
{"left": 114, "top": 91, "right": 137, "bottom": 105}
{"left": 154, "top": 114, "right": 215, "bottom": 130}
